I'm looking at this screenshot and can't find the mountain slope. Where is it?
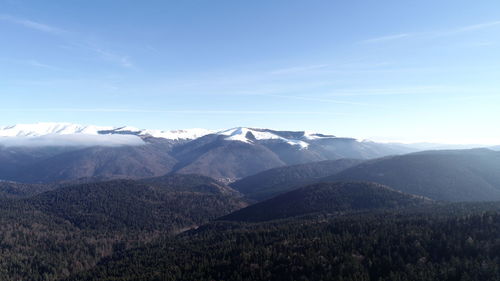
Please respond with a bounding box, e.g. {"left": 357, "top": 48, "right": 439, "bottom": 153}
{"left": 171, "top": 129, "right": 414, "bottom": 180}
{"left": 172, "top": 135, "right": 286, "bottom": 180}
{"left": 231, "top": 159, "right": 363, "bottom": 201}
{"left": 325, "top": 148, "right": 500, "bottom": 202}
{"left": 11, "top": 143, "right": 178, "bottom": 183}
{"left": 141, "top": 173, "right": 241, "bottom": 196}
{"left": 222, "top": 181, "right": 430, "bottom": 222}
{"left": 0, "top": 174, "right": 246, "bottom": 280}
{"left": 24, "top": 176, "right": 246, "bottom": 231}
{"left": 0, "top": 181, "right": 57, "bottom": 199}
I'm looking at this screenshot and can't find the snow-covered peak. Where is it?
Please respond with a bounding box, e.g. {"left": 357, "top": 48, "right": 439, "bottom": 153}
{"left": 216, "top": 127, "right": 310, "bottom": 149}
{"left": 0, "top": 123, "right": 214, "bottom": 141}
{"left": 0, "top": 122, "right": 112, "bottom": 137}
{"left": 0, "top": 123, "right": 335, "bottom": 145}
{"left": 138, "top": 128, "right": 215, "bottom": 140}
{"left": 218, "top": 128, "right": 281, "bottom": 142}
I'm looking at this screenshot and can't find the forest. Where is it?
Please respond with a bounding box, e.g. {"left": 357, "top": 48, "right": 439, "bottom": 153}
{"left": 68, "top": 202, "right": 500, "bottom": 281}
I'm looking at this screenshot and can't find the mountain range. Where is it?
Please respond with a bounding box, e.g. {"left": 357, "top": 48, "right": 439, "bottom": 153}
{"left": 0, "top": 122, "right": 416, "bottom": 183}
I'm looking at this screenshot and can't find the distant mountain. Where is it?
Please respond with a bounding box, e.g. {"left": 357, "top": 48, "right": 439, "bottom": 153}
{"left": 0, "top": 122, "right": 214, "bottom": 140}
{"left": 221, "top": 182, "right": 430, "bottom": 222}
{"left": 0, "top": 145, "right": 77, "bottom": 181}
{"left": 231, "top": 159, "right": 363, "bottom": 201}
{"left": 171, "top": 128, "right": 414, "bottom": 180}
{"left": 0, "top": 123, "right": 416, "bottom": 183}
{"left": 14, "top": 143, "right": 178, "bottom": 183}
{"left": 325, "top": 148, "right": 500, "bottom": 202}
{"left": 171, "top": 134, "right": 287, "bottom": 180}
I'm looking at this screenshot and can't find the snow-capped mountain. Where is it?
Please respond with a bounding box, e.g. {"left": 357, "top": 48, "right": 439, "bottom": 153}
{"left": 0, "top": 122, "right": 417, "bottom": 183}
{"left": 0, "top": 123, "right": 215, "bottom": 141}
{"left": 112, "top": 126, "right": 215, "bottom": 141}
{"left": 0, "top": 123, "right": 340, "bottom": 147}
{"left": 216, "top": 127, "right": 336, "bottom": 149}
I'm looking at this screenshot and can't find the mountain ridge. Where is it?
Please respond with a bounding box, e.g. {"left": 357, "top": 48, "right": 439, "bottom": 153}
{"left": 0, "top": 122, "right": 418, "bottom": 183}
{"left": 222, "top": 181, "right": 432, "bottom": 222}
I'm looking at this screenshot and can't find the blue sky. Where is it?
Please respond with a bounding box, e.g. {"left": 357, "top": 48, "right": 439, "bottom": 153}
{"left": 1, "top": 0, "right": 500, "bottom": 144}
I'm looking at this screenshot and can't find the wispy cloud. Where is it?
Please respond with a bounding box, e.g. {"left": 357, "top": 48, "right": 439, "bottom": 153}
{"left": 269, "top": 64, "right": 329, "bottom": 75}
{"left": 59, "top": 43, "right": 135, "bottom": 68}
{"left": 0, "top": 14, "right": 65, "bottom": 34}
{"left": 362, "top": 33, "right": 410, "bottom": 43}
{"left": 266, "top": 94, "right": 378, "bottom": 107}
{"left": 323, "top": 86, "right": 465, "bottom": 97}
{"left": 0, "top": 58, "right": 61, "bottom": 70}
{"left": 91, "top": 47, "right": 134, "bottom": 68}
{"left": 1, "top": 14, "right": 133, "bottom": 68}
{"left": 0, "top": 108, "right": 346, "bottom": 115}
{"left": 25, "top": 60, "right": 61, "bottom": 70}
{"left": 362, "top": 20, "right": 500, "bottom": 44}
{"left": 458, "top": 20, "right": 500, "bottom": 32}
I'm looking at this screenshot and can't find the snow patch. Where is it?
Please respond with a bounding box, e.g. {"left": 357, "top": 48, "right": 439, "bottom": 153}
{"left": 0, "top": 122, "right": 112, "bottom": 137}
{"left": 139, "top": 128, "right": 215, "bottom": 140}
{"left": 217, "top": 127, "right": 310, "bottom": 148}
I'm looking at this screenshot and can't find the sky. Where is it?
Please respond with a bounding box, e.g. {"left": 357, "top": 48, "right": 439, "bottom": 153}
{"left": 1, "top": 0, "right": 500, "bottom": 144}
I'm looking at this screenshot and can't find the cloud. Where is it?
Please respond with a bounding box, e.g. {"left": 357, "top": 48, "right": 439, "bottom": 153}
{"left": 0, "top": 134, "right": 145, "bottom": 147}
{"left": 0, "top": 14, "right": 65, "bottom": 34}
{"left": 64, "top": 43, "right": 135, "bottom": 68}
{"left": 361, "top": 20, "right": 500, "bottom": 44}
{"left": 266, "top": 94, "right": 378, "bottom": 106}
{"left": 458, "top": 21, "right": 500, "bottom": 32}
{"left": 269, "top": 64, "right": 329, "bottom": 75}
{"left": 25, "top": 60, "right": 60, "bottom": 70}
{"left": 1, "top": 14, "right": 133, "bottom": 68}
{"left": 0, "top": 107, "right": 346, "bottom": 115}
{"left": 91, "top": 47, "right": 134, "bottom": 68}
{"left": 323, "top": 86, "right": 464, "bottom": 97}
{"left": 322, "top": 86, "right": 500, "bottom": 97}
{"left": 362, "top": 33, "right": 410, "bottom": 43}
{"left": 0, "top": 58, "right": 61, "bottom": 70}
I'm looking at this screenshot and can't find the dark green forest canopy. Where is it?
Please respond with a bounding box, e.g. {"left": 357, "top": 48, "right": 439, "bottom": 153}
{"left": 69, "top": 202, "right": 500, "bottom": 281}
{"left": 223, "top": 181, "right": 431, "bottom": 222}
{"left": 0, "top": 176, "right": 246, "bottom": 281}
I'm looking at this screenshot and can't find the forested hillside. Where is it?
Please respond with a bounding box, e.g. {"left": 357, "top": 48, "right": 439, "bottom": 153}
{"left": 0, "top": 175, "right": 246, "bottom": 281}
{"left": 231, "top": 159, "right": 362, "bottom": 201}
{"left": 325, "top": 149, "right": 500, "bottom": 201}
{"left": 68, "top": 202, "right": 500, "bottom": 281}
{"left": 223, "top": 181, "right": 430, "bottom": 222}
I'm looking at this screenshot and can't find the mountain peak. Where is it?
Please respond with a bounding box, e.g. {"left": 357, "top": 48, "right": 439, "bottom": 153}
{"left": 215, "top": 127, "right": 333, "bottom": 149}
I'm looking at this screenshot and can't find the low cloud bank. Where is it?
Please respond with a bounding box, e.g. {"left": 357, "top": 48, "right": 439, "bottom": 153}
{"left": 0, "top": 133, "right": 145, "bottom": 147}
